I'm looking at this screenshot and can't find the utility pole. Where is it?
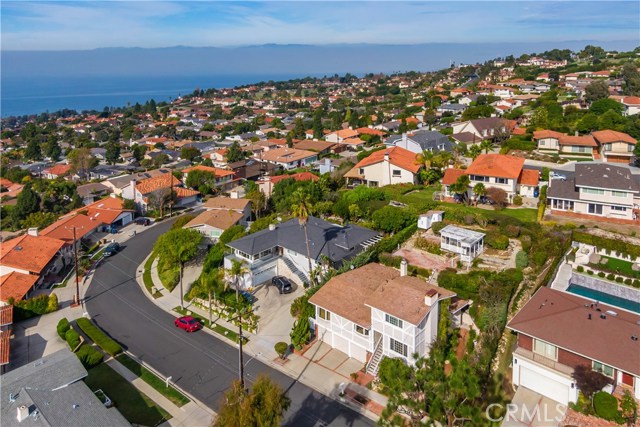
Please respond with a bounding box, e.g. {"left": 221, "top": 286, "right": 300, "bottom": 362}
{"left": 169, "top": 167, "right": 174, "bottom": 218}
{"left": 66, "top": 226, "right": 84, "bottom": 307}
{"left": 238, "top": 309, "right": 245, "bottom": 390}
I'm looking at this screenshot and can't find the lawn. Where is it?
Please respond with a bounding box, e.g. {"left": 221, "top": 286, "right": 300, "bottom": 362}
{"left": 83, "top": 363, "right": 172, "bottom": 426}
{"left": 143, "top": 253, "right": 163, "bottom": 298}
{"left": 174, "top": 306, "right": 247, "bottom": 344}
{"left": 115, "top": 354, "right": 190, "bottom": 407}
{"left": 438, "top": 201, "right": 538, "bottom": 223}
{"left": 603, "top": 256, "right": 640, "bottom": 278}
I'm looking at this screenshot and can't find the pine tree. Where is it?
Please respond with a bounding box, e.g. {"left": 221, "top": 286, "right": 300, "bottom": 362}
{"left": 44, "top": 135, "right": 62, "bottom": 161}
{"left": 24, "top": 138, "right": 42, "bottom": 161}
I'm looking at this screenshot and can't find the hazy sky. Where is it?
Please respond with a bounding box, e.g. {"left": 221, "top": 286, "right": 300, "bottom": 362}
{"left": 2, "top": 1, "right": 639, "bottom": 51}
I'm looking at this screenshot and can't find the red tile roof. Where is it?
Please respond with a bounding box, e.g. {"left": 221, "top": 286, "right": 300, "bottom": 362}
{"left": 356, "top": 127, "right": 386, "bottom": 137}
{"left": 182, "top": 165, "right": 235, "bottom": 177}
{"left": 533, "top": 130, "right": 565, "bottom": 140}
{"left": 0, "top": 271, "right": 38, "bottom": 302}
{"left": 351, "top": 146, "right": 421, "bottom": 174}
{"left": 0, "top": 235, "right": 65, "bottom": 274}
{"left": 63, "top": 197, "right": 133, "bottom": 225}
{"left": 184, "top": 209, "right": 244, "bottom": 231}
{"left": 592, "top": 130, "right": 637, "bottom": 145}
{"left": 558, "top": 135, "right": 597, "bottom": 147}
{"left": 203, "top": 197, "right": 251, "bottom": 211}
{"left": 441, "top": 168, "right": 466, "bottom": 185}
{"left": 0, "top": 305, "right": 13, "bottom": 326}
{"left": 262, "top": 172, "right": 319, "bottom": 185}
{"left": 41, "top": 214, "right": 103, "bottom": 242}
{"left": 518, "top": 169, "right": 539, "bottom": 186}
{"left": 0, "top": 330, "right": 9, "bottom": 365}
{"left": 43, "top": 164, "right": 72, "bottom": 177}
{"left": 508, "top": 286, "right": 640, "bottom": 377}
{"left": 465, "top": 154, "right": 524, "bottom": 179}
{"left": 136, "top": 173, "right": 181, "bottom": 195}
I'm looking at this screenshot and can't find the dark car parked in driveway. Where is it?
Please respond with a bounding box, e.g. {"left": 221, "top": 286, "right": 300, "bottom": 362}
{"left": 271, "top": 276, "right": 293, "bottom": 294}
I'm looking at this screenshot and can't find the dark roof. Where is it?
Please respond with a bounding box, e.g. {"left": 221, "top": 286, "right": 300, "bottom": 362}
{"left": 227, "top": 216, "right": 380, "bottom": 263}
{"left": 451, "top": 132, "right": 478, "bottom": 144}
{"left": 547, "top": 173, "right": 579, "bottom": 201}
{"left": 437, "top": 103, "right": 467, "bottom": 111}
{"left": 76, "top": 182, "right": 110, "bottom": 198}
{"left": 467, "top": 117, "right": 509, "bottom": 132}
{"left": 386, "top": 130, "right": 453, "bottom": 153}
{"left": 574, "top": 164, "right": 640, "bottom": 192}
{"left": 508, "top": 287, "right": 640, "bottom": 377}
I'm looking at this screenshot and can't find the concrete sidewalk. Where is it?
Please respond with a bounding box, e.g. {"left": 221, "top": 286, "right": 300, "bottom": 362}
{"left": 140, "top": 257, "right": 386, "bottom": 422}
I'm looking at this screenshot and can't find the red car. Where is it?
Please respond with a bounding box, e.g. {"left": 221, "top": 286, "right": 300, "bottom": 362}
{"left": 174, "top": 316, "right": 201, "bottom": 332}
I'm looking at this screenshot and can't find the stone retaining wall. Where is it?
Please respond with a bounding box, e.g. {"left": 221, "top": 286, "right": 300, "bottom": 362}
{"left": 570, "top": 272, "right": 640, "bottom": 303}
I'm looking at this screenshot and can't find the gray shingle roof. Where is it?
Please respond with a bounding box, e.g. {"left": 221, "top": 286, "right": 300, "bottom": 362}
{"left": 574, "top": 164, "right": 640, "bottom": 192}
{"left": 386, "top": 130, "right": 453, "bottom": 153}
{"left": 227, "top": 216, "right": 380, "bottom": 263}
{"left": 547, "top": 174, "right": 580, "bottom": 201}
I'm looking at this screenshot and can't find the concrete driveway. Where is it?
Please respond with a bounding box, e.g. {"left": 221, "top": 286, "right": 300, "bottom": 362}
{"left": 248, "top": 281, "right": 304, "bottom": 359}
{"left": 501, "top": 387, "right": 567, "bottom": 427}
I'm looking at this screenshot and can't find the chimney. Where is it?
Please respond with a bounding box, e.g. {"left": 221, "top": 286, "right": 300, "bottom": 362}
{"left": 17, "top": 405, "right": 29, "bottom": 422}
{"left": 27, "top": 228, "right": 38, "bottom": 237}
{"left": 400, "top": 258, "right": 408, "bottom": 277}
{"left": 424, "top": 289, "right": 438, "bottom": 306}
{"left": 130, "top": 179, "right": 137, "bottom": 190}
{"left": 268, "top": 223, "right": 276, "bottom": 231}
{"left": 384, "top": 151, "right": 390, "bottom": 162}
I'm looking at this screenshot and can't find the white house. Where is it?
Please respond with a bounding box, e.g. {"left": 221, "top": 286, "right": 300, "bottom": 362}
{"left": 439, "top": 225, "right": 485, "bottom": 263}
{"left": 344, "top": 146, "right": 422, "bottom": 187}
{"left": 309, "top": 263, "right": 455, "bottom": 374}
{"left": 259, "top": 147, "right": 318, "bottom": 170}
{"left": 183, "top": 209, "right": 244, "bottom": 241}
{"left": 417, "top": 210, "right": 444, "bottom": 230}
{"left": 202, "top": 197, "right": 252, "bottom": 226}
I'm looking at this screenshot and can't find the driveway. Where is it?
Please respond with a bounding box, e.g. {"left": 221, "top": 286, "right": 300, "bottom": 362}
{"left": 501, "top": 387, "right": 567, "bottom": 427}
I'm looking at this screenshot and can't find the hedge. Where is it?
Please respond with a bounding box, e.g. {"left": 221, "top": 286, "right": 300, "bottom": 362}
{"left": 573, "top": 231, "right": 640, "bottom": 259}
{"left": 75, "top": 318, "right": 122, "bottom": 357}
{"left": 65, "top": 328, "right": 81, "bottom": 350}
{"left": 57, "top": 318, "right": 70, "bottom": 340}
{"left": 593, "top": 391, "right": 622, "bottom": 422}
{"left": 11, "top": 294, "right": 58, "bottom": 320}
{"left": 515, "top": 251, "right": 529, "bottom": 269}
{"left": 76, "top": 344, "right": 104, "bottom": 369}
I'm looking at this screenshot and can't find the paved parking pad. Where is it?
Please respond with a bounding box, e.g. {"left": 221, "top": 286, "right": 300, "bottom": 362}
{"left": 335, "top": 358, "right": 364, "bottom": 378}
{"left": 318, "top": 348, "right": 349, "bottom": 370}
{"left": 306, "top": 340, "right": 332, "bottom": 362}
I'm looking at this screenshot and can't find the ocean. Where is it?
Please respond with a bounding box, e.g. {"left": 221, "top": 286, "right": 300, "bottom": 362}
{"left": 0, "top": 74, "right": 317, "bottom": 118}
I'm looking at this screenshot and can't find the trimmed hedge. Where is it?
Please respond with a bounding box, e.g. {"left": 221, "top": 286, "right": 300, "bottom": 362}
{"left": 11, "top": 293, "right": 58, "bottom": 320}
{"left": 65, "top": 328, "right": 81, "bottom": 350}
{"left": 76, "top": 318, "right": 122, "bottom": 357}
{"left": 57, "top": 318, "right": 70, "bottom": 340}
{"left": 593, "top": 391, "right": 622, "bottom": 422}
{"left": 573, "top": 231, "right": 640, "bottom": 259}
{"left": 76, "top": 344, "right": 103, "bottom": 369}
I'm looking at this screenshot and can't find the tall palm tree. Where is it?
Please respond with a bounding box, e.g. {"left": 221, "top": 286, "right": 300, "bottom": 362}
{"left": 196, "top": 270, "right": 225, "bottom": 325}
{"left": 291, "top": 189, "right": 314, "bottom": 287}
{"left": 227, "top": 259, "right": 249, "bottom": 308}
{"left": 480, "top": 139, "right": 493, "bottom": 154}
{"left": 473, "top": 183, "right": 487, "bottom": 207}
{"left": 415, "top": 149, "right": 434, "bottom": 168}
{"left": 468, "top": 144, "right": 482, "bottom": 160}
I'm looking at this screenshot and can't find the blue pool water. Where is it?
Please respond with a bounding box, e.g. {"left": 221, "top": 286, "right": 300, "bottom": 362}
{"left": 567, "top": 284, "right": 640, "bottom": 314}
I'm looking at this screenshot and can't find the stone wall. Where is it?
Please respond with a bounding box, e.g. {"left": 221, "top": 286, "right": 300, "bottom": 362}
{"left": 570, "top": 272, "right": 640, "bottom": 303}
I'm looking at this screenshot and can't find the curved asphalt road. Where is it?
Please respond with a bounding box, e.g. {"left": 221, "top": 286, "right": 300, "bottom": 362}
{"left": 85, "top": 220, "right": 373, "bottom": 427}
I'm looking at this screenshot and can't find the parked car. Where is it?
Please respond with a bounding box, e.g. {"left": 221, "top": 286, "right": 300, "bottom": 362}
{"left": 103, "top": 242, "right": 121, "bottom": 257}
{"left": 174, "top": 316, "right": 201, "bottom": 332}
{"left": 135, "top": 217, "right": 151, "bottom": 226}
{"left": 240, "top": 290, "right": 255, "bottom": 304}
{"left": 271, "top": 276, "right": 293, "bottom": 294}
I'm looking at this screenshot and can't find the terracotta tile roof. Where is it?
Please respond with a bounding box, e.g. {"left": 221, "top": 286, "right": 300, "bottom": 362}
{"left": 619, "top": 96, "right": 640, "bottom": 105}
{"left": 41, "top": 214, "right": 103, "bottom": 242}
{"left": 0, "top": 235, "right": 65, "bottom": 274}
{"left": 518, "top": 169, "right": 539, "bottom": 186}
{"left": 292, "top": 140, "right": 337, "bottom": 152}
{"left": 260, "top": 147, "right": 317, "bottom": 163}
{"left": 203, "top": 197, "right": 251, "bottom": 211}
{"left": 356, "top": 127, "right": 386, "bottom": 137}
{"left": 441, "top": 168, "right": 466, "bottom": 185}
{"left": 136, "top": 173, "right": 181, "bottom": 195}
{"left": 350, "top": 146, "right": 421, "bottom": 174}
{"left": 174, "top": 187, "right": 200, "bottom": 198}
{"left": 340, "top": 137, "right": 365, "bottom": 146}
{"left": 333, "top": 129, "right": 359, "bottom": 139}
{"left": 508, "top": 287, "right": 640, "bottom": 377}
{"left": 0, "top": 330, "right": 9, "bottom": 365}
{"left": 466, "top": 154, "right": 524, "bottom": 179}
{"left": 533, "top": 130, "right": 565, "bottom": 140}
{"left": 0, "top": 271, "right": 38, "bottom": 302}
{"left": 261, "top": 172, "right": 319, "bottom": 185}
{"left": 0, "top": 304, "right": 13, "bottom": 326}
{"left": 310, "top": 263, "right": 455, "bottom": 327}
{"left": 184, "top": 209, "right": 244, "bottom": 231}
{"left": 182, "top": 165, "right": 235, "bottom": 177}
{"left": 558, "top": 134, "right": 597, "bottom": 147}
{"left": 511, "top": 127, "right": 526, "bottom": 135}
{"left": 43, "top": 164, "right": 72, "bottom": 176}
{"left": 592, "top": 130, "right": 637, "bottom": 145}
{"left": 63, "top": 197, "right": 133, "bottom": 225}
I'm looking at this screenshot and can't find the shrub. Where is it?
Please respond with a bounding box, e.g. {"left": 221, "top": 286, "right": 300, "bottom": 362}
{"left": 431, "top": 221, "right": 446, "bottom": 235}
{"left": 606, "top": 273, "right": 615, "bottom": 281}
{"left": 504, "top": 225, "right": 521, "bottom": 238}
{"left": 532, "top": 251, "right": 547, "bottom": 267}
{"left": 75, "top": 345, "right": 103, "bottom": 369}
{"left": 57, "top": 318, "right": 70, "bottom": 340}
{"left": 274, "top": 342, "right": 289, "bottom": 359}
{"left": 598, "top": 271, "right": 606, "bottom": 278}
{"left": 65, "top": 328, "right": 81, "bottom": 350}
{"left": 633, "top": 279, "right": 640, "bottom": 288}
{"left": 615, "top": 276, "right": 624, "bottom": 283}
{"left": 512, "top": 195, "right": 523, "bottom": 206}
{"left": 290, "top": 318, "right": 311, "bottom": 350}
{"left": 593, "top": 392, "right": 621, "bottom": 422}
{"left": 515, "top": 251, "right": 529, "bottom": 269}
{"left": 371, "top": 206, "right": 417, "bottom": 234}
{"left": 576, "top": 265, "right": 584, "bottom": 273}
{"left": 12, "top": 294, "right": 59, "bottom": 320}
{"left": 587, "top": 270, "right": 594, "bottom": 275}
{"left": 487, "top": 233, "right": 509, "bottom": 250}
{"left": 76, "top": 318, "right": 122, "bottom": 356}
{"left": 573, "top": 231, "right": 640, "bottom": 259}
{"left": 47, "top": 293, "right": 58, "bottom": 312}
{"left": 170, "top": 214, "right": 196, "bottom": 230}
{"left": 624, "top": 278, "right": 632, "bottom": 285}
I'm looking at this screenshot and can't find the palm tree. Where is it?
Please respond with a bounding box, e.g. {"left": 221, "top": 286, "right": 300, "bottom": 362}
{"left": 227, "top": 259, "right": 249, "bottom": 308}
{"left": 415, "top": 149, "right": 434, "bottom": 168}
{"left": 291, "top": 188, "right": 314, "bottom": 287}
{"left": 468, "top": 144, "right": 482, "bottom": 160}
{"left": 480, "top": 139, "right": 493, "bottom": 154}
{"left": 195, "top": 270, "right": 225, "bottom": 325}
{"left": 473, "top": 183, "right": 486, "bottom": 206}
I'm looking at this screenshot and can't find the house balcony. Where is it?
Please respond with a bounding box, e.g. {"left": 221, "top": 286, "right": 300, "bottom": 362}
{"left": 223, "top": 252, "right": 278, "bottom": 272}
{"left": 514, "top": 346, "right": 574, "bottom": 377}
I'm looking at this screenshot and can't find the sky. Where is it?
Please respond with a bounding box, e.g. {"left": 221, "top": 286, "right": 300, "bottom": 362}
{"left": 2, "top": 0, "right": 639, "bottom": 51}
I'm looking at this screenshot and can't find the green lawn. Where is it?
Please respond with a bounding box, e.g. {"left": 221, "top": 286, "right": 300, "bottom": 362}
{"left": 115, "top": 354, "right": 190, "bottom": 407}
{"left": 173, "top": 306, "right": 247, "bottom": 344}
{"left": 83, "top": 363, "right": 172, "bottom": 426}
{"left": 143, "top": 253, "right": 163, "bottom": 298}
{"left": 603, "top": 256, "right": 640, "bottom": 278}
{"left": 438, "top": 201, "right": 538, "bottom": 223}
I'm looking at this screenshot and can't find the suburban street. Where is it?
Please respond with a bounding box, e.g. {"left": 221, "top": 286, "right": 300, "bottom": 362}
{"left": 84, "top": 219, "right": 373, "bottom": 427}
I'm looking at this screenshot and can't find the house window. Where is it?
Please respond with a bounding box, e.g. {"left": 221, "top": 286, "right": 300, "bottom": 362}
{"left": 611, "top": 191, "right": 627, "bottom": 198}
{"left": 593, "top": 361, "right": 614, "bottom": 378}
{"left": 392, "top": 169, "right": 401, "bottom": 177}
{"left": 495, "top": 177, "right": 507, "bottom": 184}
{"left": 533, "top": 339, "right": 557, "bottom": 360}
{"left": 611, "top": 206, "right": 626, "bottom": 212}
{"left": 588, "top": 204, "right": 603, "bottom": 215}
{"left": 604, "top": 143, "right": 612, "bottom": 151}
{"left": 354, "top": 325, "right": 370, "bottom": 336}
{"left": 318, "top": 308, "right": 331, "bottom": 320}
{"left": 359, "top": 168, "right": 365, "bottom": 175}
{"left": 385, "top": 314, "right": 403, "bottom": 328}
{"left": 257, "top": 249, "right": 272, "bottom": 259}
{"left": 582, "top": 188, "right": 605, "bottom": 195}
{"left": 390, "top": 338, "right": 408, "bottom": 357}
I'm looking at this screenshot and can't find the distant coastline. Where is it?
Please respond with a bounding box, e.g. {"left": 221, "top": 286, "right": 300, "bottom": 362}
{"left": 0, "top": 73, "right": 321, "bottom": 117}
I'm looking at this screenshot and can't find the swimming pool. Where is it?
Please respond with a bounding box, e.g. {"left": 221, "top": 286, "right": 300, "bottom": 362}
{"left": 566, "top": 284, "right": 640, "bottom": 314}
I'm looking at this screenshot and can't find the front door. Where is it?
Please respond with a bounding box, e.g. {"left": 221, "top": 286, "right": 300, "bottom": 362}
{"left": 622, "top": 372, "right": 634, "bottom": 387}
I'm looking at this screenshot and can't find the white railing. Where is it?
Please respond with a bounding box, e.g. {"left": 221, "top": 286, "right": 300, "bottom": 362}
{"left": 365, "top": 335, "right": 384, "bottom": 374}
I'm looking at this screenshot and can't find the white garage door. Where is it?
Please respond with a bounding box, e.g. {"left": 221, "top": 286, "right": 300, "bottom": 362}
{"left": 317, "top": 326, "right": 332, "bottom": 344}
{"left": 349, "top": 343, "right": 367, "bottom": 362}
{"left": 520, "top": 366, "right": 570, "bottom": 405}
{"left": 332, "top": 334, "right": 350, "bottom": 355}
{"left": 252, "top": 266, "right": 277, "bottom": 287}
